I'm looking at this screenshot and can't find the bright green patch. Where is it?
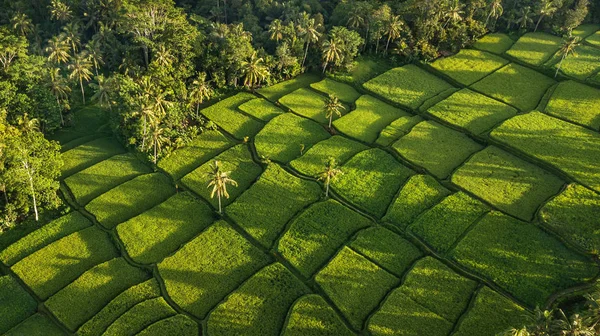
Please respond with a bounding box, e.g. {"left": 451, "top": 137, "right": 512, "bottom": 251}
{"left": 329, "top": 56, "right": 393, "bottom": 85}
{"left": 103, "top": 297, "right": 176, "bottom": 336}
{"left": 572, "top": 24, "right": 600, "bottom": 39}
{"left": 506, "top": 32, "right": 563, "bottom": 66}
{"left": 472, "top": 33, "right": 515, "bottom": 55}
{"left": 290, "top": 136, "right": 368, "bottom": 177}
{"left": 201, "top": 93, "right": 263, "bottom": 139}
{"left": 430, "top": 49, "right": 509, "bottom": 86}
{"left": 585, "top": 30, "right": 600, "bottom": 48}
{"left": 258, "top": 73, "right": 322, "bottom": 102}
{"left": 310, "top": 78, "right": 361, "bottom": 103}
{"left": 279, "top": 88, "right": 347, "bottom": 124}
{"left": 375, "top": 115, "right": 423, "bottom": 147}
{"left": 553, "top": 44, "right": 600, "bottom": 80}
{"left": 0, "top": 275, "right": 37, "bottom": 334}
{"left": 238, "top": 98, "right": 284, "bottom": 121}
{"left": 4, "top": 313, "right": 66, "bottom": 336}
{"left": 61, "top": 137, "right": 125, "bottom": 177}
{"left": 282, "top": 294, "right": 354, "bottom": 336}
{"left": 418, "top": 88, "right": 461, "bottom": 113}
{"left": 545, "top": 80, "right": 600, "bottom": 130}
{"left": 137, "top": 315, "right": 199, "bottom": 336}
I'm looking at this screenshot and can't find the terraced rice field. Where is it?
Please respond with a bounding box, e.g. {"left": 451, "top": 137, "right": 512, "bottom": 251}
{"left": 2, "top": 26, "right": 600, "bottom": 336}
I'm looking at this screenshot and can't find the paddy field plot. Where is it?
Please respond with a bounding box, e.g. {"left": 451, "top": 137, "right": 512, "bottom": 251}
{"left": 238, "top": 98, "right": 284, "bottom": 121}
{"left": 572, "top": 24, "right": 600, "bottom": 39}
{"left": 472, "top": 33, "right": 515, "bottom": 54}
{"left": 375, "top": 115, "right": 423, "bottom": 146}
{"left": 309, "top": 78, "right": 361, "bottom": 103}
{"left": 430, "top": 49, "right": 509, "bottom": 86}
{"left": 289, "top": 135, "right": 367, "bottom": 177}
{"left": 282, "top": 294, "right": 354, "bottom": 336}
{"left": 0, "top": 275, "right": 37, "bottom": 334}
{"left": 257, "top": 73, "right": 321, "bottom": 102}
{"left": 544, "top": 80, "right": 600, "bottom": 130}
{"left": 505, "top": 32, "right": 564, "bottom": 66}
{"left": 279, "top": 88, "right": 349, "bottom": 124}
{"left": 61, "top": 137, "right": 125, "bottom": 177}
{"left": 201, "top": 92, "right": 263, "bottom": 139}
{"left": 586, "top": 29, "right": 600, "bottom": 48}
{"left": 550, "top": 44, "right": 600, "bottom": 80}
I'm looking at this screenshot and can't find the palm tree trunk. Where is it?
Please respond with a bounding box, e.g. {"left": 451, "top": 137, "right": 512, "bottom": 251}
{"left": 94, "top": 61, "right": 99, "bottom": 76}
{"left": 2, "top": 183, "right": 8, "bottom": 205}
{"left": 534, "top": 15, "right": 544, "bottom": 32}
{"left": 325, "top": 178, "right": 330, "bottom": 197}
{"left": 485, "top": 12, "right": 492, "bottom": 26}
{"left": 328, "top": 114, "right": 333, "bottom": 129}
{"left": 153, "top": 139, "right": 157, "bottom": 164}
{"left": 322, "top": 61, "right": 328, "bottom": 73}
{"left": 196, "top": 103, "right": 200, "bottom": 118}
{"left": 23, "top": 160, "right": 38, "bottom": 221}
{"left": 218, "top": 191, "right": 222, "bottom": 214}
{"left": 142, "top": 44, "right": 149, "bottom": 67}
{"left": 555, "top": 54, "right": 566, "bottom": 78}
{"left": 56, "top": 95, "right": 64, "bottom": 125}
{"left": 80, "top": 78, "right": 85, "bottom": 104}
{"left": 302, "top": 40, "right": 310, "bottom": 67}
{"left": 142, "top": 115, "right": 147, "bottom": 150}
{"left": 385, "top": 35, "right": 392, "bottom": 54}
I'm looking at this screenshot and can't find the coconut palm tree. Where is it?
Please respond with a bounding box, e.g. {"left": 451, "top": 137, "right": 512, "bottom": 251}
{"left": 90, "top": 75, "right": 113, "bottom": 111}
{"left": 68, "top": 52, "right": 94, "bottom": 104}
{"left": 555, "top": 36, "right": 580, "bottom": 78}
{"left": 240, "top": 52, "right": 270, "bottom": 89}
{"left": 534, "top": 0, "right": 560, "bottom": 32}
{"left": 46, "top": 68, "right": 71, "bottom": 125}
{"left": 85, "top": 39, "right": 104, "bottom": 76}
{"left": 321, "top": 37, "right": 341, "bottom": 73}
{"left": 63, "top": 22, "right": 81, "bottom": 55}
{"left": 384, "top": 15, "right": 404, "bottom": 54}
{"left": 444, "top": 0, "right": 464, "bottom": 27}
{"left": 49, "top": 0, "right": 73, "bottom": 22}
{"left": 189, "top": 72, "right": 213, "bottom": 117}
{"left": 501, "top": 327, "right": 530, "bottom": 336}
{"left": 324, "top": 94, "right": 345, "bottom": 129}
{"left": 11, "top": 13, "right": 33, "bottom": 37}
{"left": 517, "top": 6, "right": 533, "bottom": 30}
{"left": 298, "top": 13, "right": 322, "bottom": 67}
{"left": 45, "top": 34, "right": 71, "bottom": 65}
{"left": 268, "top": 19, "right": 284, "bottom": 43}
{"left": 485, "top": 0, "right": 503, "bottom": 26}
{"left": 153, "top": 44, "right": 175, "bottom": 68}
{"left": 149, "top": 119, "right": 170, "bottom": 164}
{"left": 206, "top": 160, "right": 238, "bottom": 214}
{"left": 318, "top": 157, "right": 343, "bottom": 197}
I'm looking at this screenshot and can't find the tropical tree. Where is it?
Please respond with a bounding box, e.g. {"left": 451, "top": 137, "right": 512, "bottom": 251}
{"left": 321, "top": 36, "right": 341, "bottom": 73}
{"left": 89, "top": 75, "right": 114, "bottom": 111}
{"left": 534, "top": 0, "right": 561, "bottom": 32}
{"left": 384, "top": 15, "right": 405, "bottom": 54}
{"left": 517, "top": 6, "right": 534, "bottom": 30}
{"left": 149, "top": 119, "right": 170, "bottom": 164}
{"left": 85, "top": 39, "right": 104, "bottom": 76}
{"left": 240, "top": 52, "right": 270, "bottom": 89}
{"left": 46, "top": 68, "right": 71, "bottom": 125}
{"left": 555, "top": 36, "right": 580, "bottom": 77}
{"left": 268, "top": 19, "right": 284, "bottom": 43}
{"left": 49, "top": 0, "right": 73, "bottom": 22}
{"left": 189, "top": 72, "right": 213, "bottom": 117}
{"left": 45, "top": 34, "right": 71, "bottom": 65}
{"left": 206, "top": 160, "right": 238, "bottom": 214}
{"left": 0, "top": 30, "right": 28, "bottom": 71}
{"left": 298, "top": 13, "right": 322, "bottom": 67}
{"left": 68, "top": 52, "right": 94, "bottom": 104}
{"left": 63, "top": 22, "right": 81, "bottom": 55}
{"left": 485, "top": 0, "right": 504, "bottom": 26}
{"left": 324, "top": 94, "right": 345, "bottom": 129}
{"left": 153, "top": 44, "right": 175, "bottom": 68}
{"left": 317, "top": 157, "right": 343, "bottom": 197}
{"left": 10, "top": 13, "right": 33, "bottom": 37}
{"left": 445, "top": 0, "right": 465, "bottom": 27}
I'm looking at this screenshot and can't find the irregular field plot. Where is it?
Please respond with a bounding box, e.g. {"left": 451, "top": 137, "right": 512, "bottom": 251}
{"left": 472, "top": 33, "right": 515, "bottom": 54}
{"left": 201, "top": 92, "right": 263, "bottom": 139}
{"left": 375, "top": 115, "right": 423, "bottom": 147}
{"left": 0, "top": 275, "right": 37, "bottom": 334}
{"left": 586, "top": 30, "right": 600, "bottom": 48}
{"left": 545, "top": 80, "right": 600, "bottom": 130}
{"left": 4, "top": 313, "right": 66, "bottom": 336}
{"left": 392, "top": 120, "right": 483, "bottom": 179}
{"left": 61, "top": 137, "right": 125, "bottom": 177}
{"left": 450, "top": 211, "right": 598, "bottom": 307}
{"left": 430, "top": 49, "right": 509, "bottom": 86}
{"left": 257, "top": 73, "right": 321, "bottom": 102}
{"left": 363, "top": 64, "right": 454, "bottom": 110}
{"left": 136, "top": 315, "right": 198, "bottom": 336}
{"left": 102, "top": 296, "right": 176, "bottom": 336}
{"left": 452, "top": 146, "right": 563, "bottom": 220}
{"left": 333, "top": 95, "right": 410, "bottom": 143}
{"left": 572, "top": 24, "right": 600, "bottom": 39}
{"left": 279, "top": 88, "right": 346, "bottom": 124}
{"left": 50, "top": 106, "right": 109, "bottom": 145}
{"left": 238, "top": 98, "right": 284, "bottom": 121}
{"left": 289, "top": 135, "right": 367, "bottom": 177}
{"left": 552, "top": 44, "right": 600, "bottom": 80}
{"left": 282, "top": 294, "right": 354, "bottom": 336}
{"left": 309, "top": 78, "right": 361, "bottom": 103}
{"left": 505, "top": 32, "right": 563, "bottom": 66}
{"left": 491, "top": 111, "right": 600, "bottom": 192}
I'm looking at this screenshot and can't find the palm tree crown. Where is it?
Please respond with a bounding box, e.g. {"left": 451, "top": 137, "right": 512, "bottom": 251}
{"left": 68, "top": 51, "right": 94, "bottom": 104}
{"left": 324, "top": 94, "right": 345, "bottom": 129}
{"left": 45, "top": 34, "right": 71, "bottom": 65}
{"left": 206, "top": 160, "right": 238, "bottom": 214}
{"left": 240, "top": 52, "right": 270, "bottom": 89}
{"left": 318, "top": 157, "right": 343, "bottom": 197}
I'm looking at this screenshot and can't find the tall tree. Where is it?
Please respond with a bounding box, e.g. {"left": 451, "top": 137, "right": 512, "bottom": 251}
{"left": 68, "top": 52, "right": 94, "bottom": 104}
{"left": 321, "top": 36, "right": 341, "bottom": 73}
{"left": 49, "top": 0, "right": 73, "bottom": 22}
{"left": 384, "top": 15, "right": 405, "bottom": 54}
{"left": 46, "top": 67, "right": 71, "bottom": 125}
{"left": 189, "top": 72, "right": 213, "bottom": 118}
{"left": 206, "top": 160, "right": 238, "bottom": 214}
{"left": 0, "top": 29, "right": 28, "bottom": 71}
{"left": 89, "top": 75, "right": 114, "bottom": 111}
{"left": 63, "top": 22, "right": 81, "bottom": 56}
{"left": 268, "top": 19, "right": 284, "bottom": 43}
{"left": 517, "top": 6, "right": 534, "bottom": 30}
{"left": 45, "top": 34, "right": 71, "bottom": 65}
{"left": 10, "top": 13, "right": 33, "bottom": 37}
{"left": 85, "top": 39, "right": 104, "bottom": 76}
{"left": 298, "top": 13, "right": 322, "bottom": 67}
{"left": 317, "top": 157, "right": 343, "bottom": 197}
{"left": 564, "top": 0, "right": 589, "bottom": 36}
{"left": 240, "top": 51, "right": 270, "bottom": 89}
{"left": 149, "top": 118, "right": 169, "bottom": 164}
{"left": 535, "top": 0, "right": 561, "bottom": 32}
{"left": 324, "top": 94, "right": 345, "bottom": 129}
{"left": 485, "top": 0, "right": 504, "bottom": 26}
{"left": 555, "top": 36, "right": 580, "bottom": 77}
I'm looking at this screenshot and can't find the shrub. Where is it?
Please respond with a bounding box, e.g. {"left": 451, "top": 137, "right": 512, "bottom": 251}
{"left": 572, "top": 24, "right": 600, "bottom": 39}
{"left": 45, "top": 258, "right": 149, "bottom": 331}
{"left": 450, "top": 211, "right": 598, "bottom": 307}
{"left": 279, "top": 88, "right": 348, "bottom": 124}
{"left": 257, "top": 73, "right": 321, "bottom": 102}
{"left": 545, "top": 80, "right": 600, "bottom": 130}
{"left": 585, "top": 30, "right": 600, "bottom": 48}
{"left": 226, "top": 163, "right": 321, "bottom": 248}
{"left": 4, "top": 313, "right": 66, "bottom": 336}
{"left": 310, "top": 78, "right": 361, "bottom": 103}
{"left": 65, "top": 153, "right": 151, "bottom": 205}
{"left": 409, "top": 192, "right": 489, "bottom": 253}
{"left": 158, "top": 220, "right": 270, "bottom": 319}
{"left": 383, "top": 175, "right": 451, "bottom": 230}
{"left": 137, "top": 315, "right": 199, "bottom": 336}
{"left": 201, "top": 93, "right": 263, "bottom": 139}
{"left": 333, "top": 148, "right": 413, "bottom": 217}
{"left": 103, "top": 297, "right": 176, "bottom": 336}
{"left": 375, "top": 115, "right": 423, "bottom": 147}
{"left": 289, "top": 136, "right": 367, "bottom": 177}
{"left": 505, "top": 32, "right": 563, "bottom": 66}
{"left": 61, "top": 137, "right": 125, "bottom": 177}
{"left": 85, "top": 173, "right": 176, "bottom": 229}
{"left": 539, "top": 183, "right": 600, "bottom": 253}
{"left": 0, "top": 211, "right": 91, "bottom": 266}
{"left": 11, "top": 226, "right": 118, "bottom": 300}
{"left": 158, "top": 130, "right": 233, "bottom": 180}
{"left": 117, "top": 192, "right": 215, "bottom": 264}
{"left": 255, "top": 113, "right": 330, "bottom": 163}
{"left": 430, "top": 49, "right": 509, "bottom": 86}
{"left": 315, "top": 247, "right": 399, "bottom": 330}
{"left": 452, "top": 146, "right": 563, "bottom": 221}
{"left": 470, "top": 63, "right": 556, "bottom": 111}
{"left": 363, "top": 64, "right": 454, "bottom": 110}
{"left": 472, "top": 33, "right": 515, "bottom": 55}
{"left": 392, "top": 121, "right": 483, "bottom": 179}
{"left": 0, "top": 275, "right": 37, "bottom": 334}
{"left": 491, "top": 111, "right": 600, "bottom": 193}
{"left": 207, "top": 263, "right": 310, "bottom": 336}
{"left": 333, "top": 95, "right": 410, "bottom": 143}
{"left": 551, "top": 44, "right": 600, "bottom": 80}
{"left": 238, "top": 98, "right": 284, "bottom": 121}
{"left": 426, "top": 88, "right": 517, "bottom": 135}
{"left": 282, "top": 294, "right": 354, "bottom": 336}
{"left": 276, "top": 199, "right": 371, "bottom": 278}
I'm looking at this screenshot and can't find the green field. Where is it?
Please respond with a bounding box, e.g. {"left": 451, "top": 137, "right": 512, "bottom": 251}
{"left": 544, "top": 80, "right": 600, "bottom": 130}
{"left": 430, "top": 49, "right": 509, "bottom": 86}
{"left": 473, "top": 33, "right": 515, "bottom": 54}
{"left": 506, "top": 32, "right": 564, "bottom": 66}
{"left": 201, "top": 93, "right": 264, "bottom": 139}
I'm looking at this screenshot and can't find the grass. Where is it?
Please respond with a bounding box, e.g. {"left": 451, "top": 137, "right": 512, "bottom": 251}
{"left": 289, "top": 135, "right": 368, "bottom": 177}
{"left": 0, "top": 275, "right": 37, "bottom": 334}
{"left": 282, "top": 294, "right": 354, "bottom": 336}
{"left": 0, "top": 212, "right": 91, "bottom": 266}
{"left": 470, "top": 63, "right": 556, "bottom": 111}
{"left": 349, "top": 227, "right": 423, "bottom": 278}
{"left": 238, "top": 98, "right": 284, "bottom": 121}
{"left": 158, "top": 130, "right": 233, "bottom": 180}
{"left": 545, "top": 80, "right": 600, "bottom": 130}
{"left": 309, "top": 78, "right": 361, "bottom": 103}
{"left": 430, "top": 49, "right": 509, "bottom": 86}
{"left": 491, "top": 111, "right": 600, "bottom": 193}
{"left": 45, "top": 258, "right": 149, "bottom": 331}
{"left": 276, "top": 199, "right": 372, "bottom": 278}
{"left": 116, "top": 192, "right": 215, "bottom": 264}
{"left": 329, "top": 56, "right": 394, "bottom": 85}
{"left": 375, "top": 115, "right": 423, "bottom": 147}
{"left": 333, "top": 95, "right": 411, "bottom": 143}
{"left": 85, "top": 173, "right": 176, "bottom": 229}
{"left": 158, "top": 220, "right": 270, "bottom": 319}
{"left": 279, "top": 88, "right": 348, "bottom": 124}
{"left": 505, "top": 32, "right": 564, "bottom": 66}
{"left": 450, "top": 211, "right": 598, "bottom": 307}
{"left": 363, "top": 64, "right": 454, "bottom": 110}
{"left": 409, "top": 192, "right": 489, "bottom": 253}
{"left": 201, "top": 93, "right": 263, "bottom": 139}
{"left": 11, "top": 226, "right": 118, "bottom": 300}
{"left": 102, "top": 297, "right": 176, "bottom": 336}
{"left": 136, "top": 315, "right": 199, "bottom": 336}
{"left": 77, "top": 279, "right": 161, "bottom": 336}
{"left": 255, "top": 113, "right": 330, "bottom": 163}
{"left": 226, "top": 163, "right": 321, "bottom": 248}
{"left": 383, "top": 175, "right": 451, "bottom": 230}
{"left": 572, "top": 24, "right": 600, "bottom": 39}
{"left": 392, "top": 120, "right": 483, "bottom": 179}
{"left": 472, "top": 33, "right": 515, "bottom": 54}
{"left": 426, "top": 88, "right": 517, "bottom": 135}
{"left": 585, "top": 30, "right": 600, "bottom": 48}
{"left": 207, "top": 263, "right": 310, "bottom": 336}
{"left": 334, "top": 148, "right": 413, "bottom": 217}
{"left": 61, "top": 137, "right": 125, "bottom": 177}
{"left": 49, "top": 106, "right": 109, "bottom": 145}
{"left": 257, "top": 73, "right": 322, "bottom": 102}
{"left": 551, "top": 44, "right": 600, "bottom": 80}
{"left": 453, "top": 286, "right": 530, "bottom": 336}
{"left": 315, "top": 247, "right": 399, "bottom": 330}
{"left": 399, "top": 257, "right": 478, "bottom": 321}
{"left": 539, "top": 183, "right": 600, "bottom": 253}
{"left": 65, "top": 153, "right": 151, "bottom": 205}
{"left": 4, "top": 313, "right": 66, "bottom": 336}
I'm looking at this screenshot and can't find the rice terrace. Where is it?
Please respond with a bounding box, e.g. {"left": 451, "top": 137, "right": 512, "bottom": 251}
{"left": 2, "top": 1, "right": 600, "bottom": 335}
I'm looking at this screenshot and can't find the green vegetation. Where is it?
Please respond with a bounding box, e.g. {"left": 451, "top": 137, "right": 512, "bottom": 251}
{"left": 290, "top": 136, "right": 367, "bottom": 177}
{"left": 310, "top": 79, "right": 361, "bottom": 103}
{"left": 117, "top": 192, "right": 215, "bottom": 264}
{"left": 427, "top": 88, "right": 517, "bottom": 135}
{"left": 49, "top": 106, "right": 109, "bottom": 145}
{"left": 85, "top": 173, "right": 176, "bottom": 229}
{"left": 227, "top": 163, "right": 321, "bottom": 248}
{"left": 451, "top": 211, "right": 598, "bottom": 307}
{"left": 452, "top": 146, "right": 564, "bottom": 220}
{"left": 363, "top": 65, "right": 454, "bottom": 110}
{"left": 282, "top": 294, "right": 354, "bottom": 336}
{"left": 491, "top": 111, "right": 600, "bottom": 192}
{"left": 333, "top": 95, "right": 410, "bottom": 143}
{"left": 506, "top": 32, "right": 564, "bottom": 66}
{"left": 586, "top": 30, "right": 600, "bottom": 48}
{"left": 316, "top": 247, "right": 399, "bottom": 330}
{"left": 471, "top": 63, "right": 556, "bottom": 111}
{"left": 572, "top": 24, "right": 600, "bottom": 39}
{"left": 277, "top": 200, "right": 371, "bottom": 277}
{"left": 545, "top": 80, "right": 600, "bottom": 130}
{"left": 4, "top": 314, "right": 66, "bottom": 336}
{"left": 136, "top": 315, "right": 199, "bottom": 336}
{"left": 329, "top": 56, "right": 393, "bottom": 85}
{"left": 551, "top": 44, "right": 600, "bottom": 80}
{"left": 0, "top": 275, "right": 37, "bottom": 334}
{"left": 201, "top": 93, "right": 263, "bottom": 139}
{"left": 238, "top": 98, "right": 284, "bottom": 121}
{"left": 102, "top": 297, "right": 176, "bottom": 336}
{"left": 257, "top": 73, "right": 321, "bottom": 102}
{"left": 473, "top": 33, "right": 515, "bottom": 54}
{"left": 255, "top": 113, "right": 330, "bottom": 163}
{"left": 60, "top": 137, "right": 125, "bottom": 177}
{"left": 393, "top": 120, "right": 483, "bottom": 179}
{"left": 375, "top": 115, "right": 423, "bottom": 147}
{"left": 279, "top": 88, "right": 338, "bottom": 124}
{"left": 430, "top": 49, "right": 509, "bottom": 86}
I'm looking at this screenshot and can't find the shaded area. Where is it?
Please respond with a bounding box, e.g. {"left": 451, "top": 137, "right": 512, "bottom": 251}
{"left": 290, "top": 135, "right": 367, "bottom": 177}
{"left": 282, "top": 294, "right": 354, "bottom": 336}
{"left": 201, "top": 92, "right": 263, "bottom": 140}
{"left": 60, "top": 137, "right": 125, "bottom": 178}
{"left": 136, "top": 314, "right": 199, "bottom": 336}
{"left": 4, "top": 313, "right": 66, "bottom": 336}
{"left": 238, "top": 98, "right": 284, "bottom": 122}
{"left": 257, "top": 73, "right": 321, "bottom": 102}
{"left": 310, "top": 78, "right": 361, "bottom": 104}
{"left": 102, "top": 297, "right": 176, "bottom": 336}
{"left": 506, "top": 32, "right": 563, "bottom": 66}
{"left": 0, "top": 274, "right": 37, "bottom": 334}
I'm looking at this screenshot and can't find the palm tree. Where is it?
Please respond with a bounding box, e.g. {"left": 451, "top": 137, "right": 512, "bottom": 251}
{"left": 384, "top": 15, "right": 404, "bottom": 54}
{"left": 501, "top": 327, "right": 530, "bottom": 336}
{"left": 240, "top": 52, "right": 270, "bottom": 89}
{"left": 555, "top": 36, "right": 580, "bottom": 78}
{"left": 150, "top": 119, "right": 170, "bottom": 164}
{"left": 517, "top": 6, "right": 533, "bottom": 30}
{"left": 298, "top": 13, "right": 322, "bottom": 67}
{"left": 347, "top": 7, "right": 365, "bottom": 31}
{"left": 46, "top": 68, "right": 71, "bottom": 125}
{"left": 445, "top": 0, "right": 464, "bottom": 27}
{"left": 318, "top": 157, "right": 343, "bottom": 197}
{"left": 189, "top": 72, "right": 213, "bottom": 117}
{"left": 68, "top": 52, "right": 94, "bottom": 104}
{"left": 206, "top": 160, "right": 238, "bottom": 214}
{"left": 49, "top": 0, "right": 73, "bottom": 22}
{"left": 154, "top": 44, "right": 175, "bottom": 68}
{"left": 63, "top": 22, "right": 81, "bottom": 55}
{"left": 11, "top": 13, "right": 33, "bottom": 37}
{"left": 485, "top": 0, "right": 503, "bottom": 26}
{"left": 85, "top": 39, "right": 104, "bottom": 76}
{"left": 90, "top": 75, "right": 113, "bottom": 111}
{"left": 268, "top": 19, "right": 284, "bottom": 43}
{"left": 534, "top": 0, "right": 560, "bottom": 32}
{"left": 45, "top": 34, "right": 71, "bottom": 65}
{"left": 321, "top": 37, "right": 342, "bottom": 73}
{"left": 324, "top": 94, "right": 345, "bottom": 129}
